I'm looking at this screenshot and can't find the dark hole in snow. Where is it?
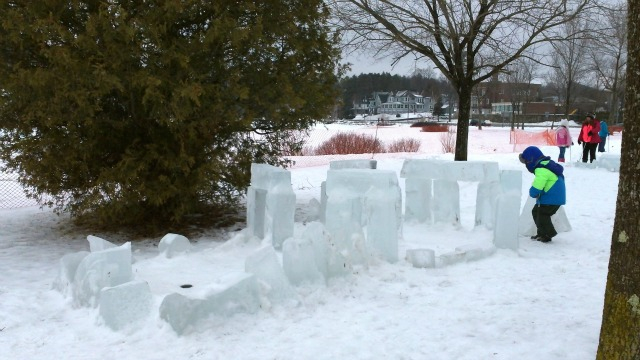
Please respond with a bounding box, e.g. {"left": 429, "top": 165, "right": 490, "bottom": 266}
{"left": 180, "top": 284, "right": 193, "bottom": 288}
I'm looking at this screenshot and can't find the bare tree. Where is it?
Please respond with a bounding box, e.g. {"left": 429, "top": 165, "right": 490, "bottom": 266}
{"left": 471, "top": 83, "right": 488, "bottom": 129}
{"left": 595, "top": 1, "right": 640, "bottom": 357}
{"left": 504, "top": 57, "right": 539, "bottom": 129}
{"left": 330, "top": 0, "right": 592, "bottom": 160}
{"left": 589, "top": 2, "right": 627, "bottom": 124}
{"left": 544, "top": 17, "right": 592, "bottom": 118}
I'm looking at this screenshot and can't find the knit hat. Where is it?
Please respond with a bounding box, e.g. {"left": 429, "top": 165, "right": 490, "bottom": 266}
{"left": 560, "top": 119, "right": 569, "bottom": 127}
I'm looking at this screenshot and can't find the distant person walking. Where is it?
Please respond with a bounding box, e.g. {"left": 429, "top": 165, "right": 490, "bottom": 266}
{"left": 518, "top": 146, "right": 566, "bottom": 243}
{"left": 577, "top": 114, "right": 601, "bottom": 163}
{"left": 555, "top": 119, "right": 572, "bottom": 162}
{"left": 598, "top": 120, "right": 609, "bottom": 152}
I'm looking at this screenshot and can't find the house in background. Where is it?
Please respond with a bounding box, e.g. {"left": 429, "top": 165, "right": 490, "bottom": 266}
{"left": 472, "top": 78, "right": 543, "bottom": 116}
{"left": 352, "top": 91, "right": 431, "bottom": 116}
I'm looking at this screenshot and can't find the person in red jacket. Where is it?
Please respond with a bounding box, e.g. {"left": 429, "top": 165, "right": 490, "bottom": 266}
{"left": 577, "top": 114, "right": 601, "bottom": 163}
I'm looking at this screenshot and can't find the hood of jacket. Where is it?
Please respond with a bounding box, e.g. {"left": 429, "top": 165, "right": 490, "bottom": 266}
{"left": 521, "top": 146, "right": 549, "bottom": 173}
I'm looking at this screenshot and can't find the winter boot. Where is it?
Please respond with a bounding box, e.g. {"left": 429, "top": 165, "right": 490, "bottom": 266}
{"left": 537, "top": 236, "right": 552, "bottom": 243}
{"left": 558, "top": 158, "right": 565, "bottom": 163}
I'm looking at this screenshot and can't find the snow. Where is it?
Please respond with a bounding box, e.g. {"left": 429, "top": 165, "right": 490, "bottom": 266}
{"left": 0, "top": 124, "right": 619, "bottom": 359}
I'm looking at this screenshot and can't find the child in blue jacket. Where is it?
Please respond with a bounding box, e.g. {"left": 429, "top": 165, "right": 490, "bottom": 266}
{"left": 598, "top": 120, "right": 609, "bottom": 152}
{"left": 519, "top": 146, "right": 566, "bottom": 243}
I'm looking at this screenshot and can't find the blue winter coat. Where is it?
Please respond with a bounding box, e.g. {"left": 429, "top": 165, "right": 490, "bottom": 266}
{"left": 598, "top": 121, "right": 609, "bottom": 138}
{"left": 520, "top": 146, "right": 566, "bottom": 206}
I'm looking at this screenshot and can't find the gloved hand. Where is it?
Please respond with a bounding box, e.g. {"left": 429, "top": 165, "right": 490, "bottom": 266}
{"left": 578, "top": 140, "right": 582, "bottom": 145}
{"left": 588, "top": 131, "right": 593, "bottom": 136}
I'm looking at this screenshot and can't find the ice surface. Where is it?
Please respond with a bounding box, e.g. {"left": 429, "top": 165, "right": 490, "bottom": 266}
{"left": 438, "top": 250, "right": 467, "bottom": 266}
{"left": 246, "top": 187, "right": 267, "bottom": 239}
{"left": 324, "top": 169, "right": 401, "bottom": 264}
{"left": 320, "top": 160, "right": 378, "bottom": 224}
{"left": 475, "top": 181, "right": 501, "bottom": 229}
{"left": 306, "top": 198, "right": 321, "bottom": 222}
{"left": 250, "top": 163, "right": 292, "bottom": 190}
{"left": 438, "top": 245, "right": 495, "bottom": 266}
{"left": 304, "top": 221, "right": 352, "bottom": 279}
{"left": 596, "top": 153, "right": 621, "bottom": 172}
{"left": 87, "top": 235, "right": 117, "bottom": 252}
{"left": 329, "top": 159, "right": 377, "bottom": 169}
{"left": 438, "top": 244, "right": 496, "bottom": 267}
{"left": 99, "top": 280, "right": 152, "bottom": 331}
{"left": 159, "top": 272, "right": 260, "bottom": 335}
{"left": 247, "top": 163, "right": 295, "bottom": 248}
{"left": 324, "top": 190, "right": 366, "bottom": 264}
{"left": 403, "top": 178, "right": 433, "bottom": 223}
{"left": 266, "top": 183, "right": 296, "bottom": 249}
{"left": 493, "top": 193, "right": 521, "bottom": 250}
{"left": 405, "top": 249, "right": 435, "bottom": 268}
{"left": 300, "top": 222, "right": 330, "bottom": 277}
{"left": 245, "top": 246, "right": 298, "bottom": 309}
{"left": 400, "top": 159, "right": 500, "bottom": 182}
{"left": 432, "top": 180, "right": 460, "bottom": 224}
{"left": 319, "top": 181, "right": 327, "bottom": 224}
{"left": 499, "top": 170, "right": 522, "bottom": 196}
{"left": 158, "top": 233, "right": 191, "bottom": 258}
{"left": 401, "top": 160, "right": 500, "bottom": 226}
{"left": 455, "top": 244, "right": 496, "bottom": 262}
{"left": 364, "top": 186, "right": 401, "bottom": 262}
{"left": 325, "top": 169, "right": 399, "bottom": 195}
{"left": 73, "top": 242, "right": 133, "bottom": 307}
{"left": 519, "top": 197, "right": 572, "bottom": 236}
{"left": 476, "top": 170, "right": 521, "bottom": 230}
{"left": 52, "top": 251, "right": 90, "bottom": 295}
{"left": 282, "top": 237, "right": 326, "bottom": 286}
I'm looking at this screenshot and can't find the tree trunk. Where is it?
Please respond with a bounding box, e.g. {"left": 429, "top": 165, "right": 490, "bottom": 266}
{"left": 454, "top": 85, "right": 472, "bottom": 161}
{"left": 596, "top": 1, "right": 640, "bottom": 357}
{"left": 611, "top": 55, "right": 620, "bottom": 123}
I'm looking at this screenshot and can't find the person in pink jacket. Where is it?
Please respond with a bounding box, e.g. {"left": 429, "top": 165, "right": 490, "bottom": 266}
{"left": 577, "top": 114, "right": 601, "bottom": 163}
{"left": 555, "top": 119, "right": 572, "bottom": 162}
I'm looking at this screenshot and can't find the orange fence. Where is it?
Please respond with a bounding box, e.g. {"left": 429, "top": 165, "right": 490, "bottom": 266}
{"left": 509, "top": 129, "right": 557, "bottom": 152}
{"left": 609, "top": 125, "right": 623, "bottom": 135}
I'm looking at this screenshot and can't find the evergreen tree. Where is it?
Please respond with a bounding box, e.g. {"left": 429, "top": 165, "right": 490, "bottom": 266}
{"left": 432, "top": 99, "right": 444, "bottom": 117}
{"left": 0, "top": 1, "right": 341, "bottom": 230}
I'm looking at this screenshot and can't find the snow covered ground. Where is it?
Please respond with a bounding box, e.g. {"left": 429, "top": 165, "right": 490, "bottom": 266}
{"left": 0, "top": 124, "right": 620, "bottom": 360}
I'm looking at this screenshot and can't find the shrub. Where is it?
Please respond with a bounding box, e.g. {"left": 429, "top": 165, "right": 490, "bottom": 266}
{"left": 440, "top": 127, "right": 456, "bottom": 153}
{"left": 421, "top": 124, "right": 450, "bottom": 132}
{"left": 387, "top": 138, "right": 421, "bottom": 153}
{"left": 0, "top": 1, "right": 340, "bottom": 232}
{"left": 314, "top": 132, "right": 384, "bottom": 155}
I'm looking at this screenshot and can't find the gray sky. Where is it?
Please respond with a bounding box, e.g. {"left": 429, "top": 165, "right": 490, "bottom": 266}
{"left": 342, "top": 52, "right": 427, "bottom": 76}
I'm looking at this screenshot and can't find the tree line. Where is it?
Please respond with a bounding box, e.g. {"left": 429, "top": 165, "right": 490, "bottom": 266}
{"left": 338, "top": 72, "right": 613, "bottom": 121}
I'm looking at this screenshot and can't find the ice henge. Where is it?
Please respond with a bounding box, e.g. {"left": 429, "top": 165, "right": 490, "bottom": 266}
{"left": 53, "top": 159, "right": 571, "bottom": 334}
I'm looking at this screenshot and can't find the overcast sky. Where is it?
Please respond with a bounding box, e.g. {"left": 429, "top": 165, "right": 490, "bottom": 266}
{"left": 342, "top": 51, "right": 545, "bottom": 85}
{"left": 342, "top": 51, "right": 431, "bottom": 77}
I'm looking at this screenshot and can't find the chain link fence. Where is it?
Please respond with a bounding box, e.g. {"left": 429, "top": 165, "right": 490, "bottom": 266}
{"left": 0, "top": 175, "right": 40, "bottom": 209}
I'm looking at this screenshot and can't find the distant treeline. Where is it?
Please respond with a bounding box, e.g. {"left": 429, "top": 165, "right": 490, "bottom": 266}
{"left": 337, "top": 72, "right": 612, "bottom": 120}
